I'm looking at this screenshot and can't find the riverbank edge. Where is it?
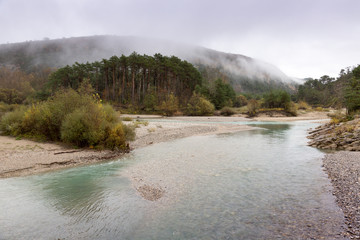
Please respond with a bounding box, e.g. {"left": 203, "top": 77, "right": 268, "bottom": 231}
{"left": 0, "top": 117, "right": 253, "bottom": 178}
{"left": 0, "top": 112, "right": 330, "bottom": 179}
{"left": 322, "top": 151, "right": 360, "bottom": 239}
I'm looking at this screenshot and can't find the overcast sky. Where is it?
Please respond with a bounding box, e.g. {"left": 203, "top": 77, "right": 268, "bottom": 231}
{"left": 0, "top": 0, "right": 359, "bottom": 79}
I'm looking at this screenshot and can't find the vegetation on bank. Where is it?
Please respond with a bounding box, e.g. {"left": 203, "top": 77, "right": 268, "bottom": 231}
{"left": 48, "top": 53, "right": 202, "bottom": 107}
{"left": 345, "top": 65, "right": 360, "bottom": 115}
{"left": 186, "top": 93, "right": 215, "bottom": 116}
{"left": 47, "top": 56, "right": 245, "bottom": 116}
{"left": 0, "top": 52, "right": 302, "bottom": 118}
{"left": 0, "top": 66, "right": 53, "bottom": 104}
{"left": 308, "top": 118, "right": 360, "bottom": 151}
{"left": 0, "top": 81, "right": 134, "bottom": 150}
{"left": 1, "top": 41, "right": 359, "bottom": 155}
{"left": 306, "top": 65, "right": 360, "bottom": 152}
{"left": 1, "top": 49, "right": 359, "bottom": 122}
{"left": 296, "top": 65, "right": 359, "bottom": 112}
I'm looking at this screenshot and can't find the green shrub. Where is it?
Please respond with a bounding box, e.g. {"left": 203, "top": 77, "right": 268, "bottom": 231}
{"left": 121, "top": 116, "right": 133, "bottom": 121}
{"left": 315, "top": 107, "right": 324, "bottom": 112}
{"left": 60, "top": 108, "right": 92, "bottom": 147}
{"left": 0, "top": 102, "right": 18, "bottom": 112}
{"left": 60, "top": 106, "right": 108, "bottom": 147}
{"left": 160, "top": 93, "right": 179, "bottom": 116}
{"left": 0, "top": 106, "right": 27, "bottom": 135}
{"left": 345, "top": 65, "right": 360, "bottom": 114}
{"left": 0, "top": 88, "right": 25, "bottom": 104}
{"left": 21, "top": 104, "right": 44, "bottom": 136}
{"left": 143, "top": 92, "right": 157, "bottom": 112}
{"left": 210, "top": 79, "right": 236, "bottom": 109}
{"left": 29, "top": 88, "right": 93, "bottom": 140}
{"left": 186, "top": 93, "right": 215, "bottom": 116}
{"left": 297, "top": 101, "right": 311, "bottom": 110}
{"left": 102, "top": 103, "right": 118, "bottom": 123}
{"left": 123, "top": 124, "right": 136, "bottom": 141}
{"left": 328, "top": 110, "right": 347, "bottom": 124}
{"left": 220, "top": 107, "right": 235, "bottom": 116}
{"left": 284, "top": 102, "right": 298, "bottom": 116}
{"left": 262, "top": 90, "right": 291, "bottom": 109}
{"left": 0, "top": 102, "right": 18, "bottom": 119}
{"left": 234, "top": 95, "right": 248, "bottom": 107}
{"left": 247, "top": 99, "right": 260, "bottom": 117}
{"left": 0, "top": 82, "right": 134, "bottom": 150}
{"left": 134, "top": 120, "right": 149, "bottom": 127}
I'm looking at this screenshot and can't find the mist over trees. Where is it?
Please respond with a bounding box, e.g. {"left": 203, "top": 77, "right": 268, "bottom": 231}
{"left": 1, "top": 36, "right": 359, "bottom": 118}
{"left": 0, "top": 36, "right": 297, "bottom": 95}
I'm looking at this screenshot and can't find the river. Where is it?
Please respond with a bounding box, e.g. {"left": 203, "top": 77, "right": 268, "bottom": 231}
{"left": 0, "top": 121, "right": 347, "bottom": 239}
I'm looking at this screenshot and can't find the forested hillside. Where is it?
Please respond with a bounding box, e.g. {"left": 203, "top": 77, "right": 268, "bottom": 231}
{"left": 0, "top": 35, "right": 297, "bottom": 94}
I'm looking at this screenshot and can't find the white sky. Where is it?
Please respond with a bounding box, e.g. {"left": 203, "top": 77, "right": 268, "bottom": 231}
{"left": 0, "top": 0, "right": 359, "bottom": 79}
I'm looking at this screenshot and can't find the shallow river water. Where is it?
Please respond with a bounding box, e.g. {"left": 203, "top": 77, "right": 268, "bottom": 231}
{"left": 0, "top": 121, "right": 347, "bottom": 239}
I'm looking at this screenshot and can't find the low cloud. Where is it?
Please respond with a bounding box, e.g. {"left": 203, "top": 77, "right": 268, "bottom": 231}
{"left": 0, "top": 0, "right": 359, "bottom": 78}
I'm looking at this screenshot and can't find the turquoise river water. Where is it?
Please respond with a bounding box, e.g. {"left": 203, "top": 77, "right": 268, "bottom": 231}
{"left": 0, "top": 121, "right": 347, "bottom": 239}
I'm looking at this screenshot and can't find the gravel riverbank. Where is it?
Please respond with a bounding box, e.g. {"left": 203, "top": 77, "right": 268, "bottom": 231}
{"left": 0, "top": 136, "right": 125, "bottom": 178}
{"left": 323, "top": 151, "right": 360, "bottom": 239}
{"left": 0, "top": 116, "right": 252, "bottom": 178}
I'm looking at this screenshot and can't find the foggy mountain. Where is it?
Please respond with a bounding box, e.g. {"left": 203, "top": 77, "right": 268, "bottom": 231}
{"left": 0, "top": 35, "right": 297, "bottom": 93}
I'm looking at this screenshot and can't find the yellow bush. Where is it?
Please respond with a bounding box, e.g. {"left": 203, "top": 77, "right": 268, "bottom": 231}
{"left": 60, "top": 106, "right": 108, "bottom": 147}
{"left": 285, "top": 102, "right": 298, "bottom": 116}
{"left": 330, "top": 118, "right": 340, "bottom": 125}
{"left": 102, "top": 103, "right": 118, "bottom": 123}
{"left": 220, "top": 107, "right": 235, "bottom": 116}
{"left": 160, "top": 93, "right": 179, "bottom": 116}
{"left": 105, "top": 123, "right": 127, "bottom": 150}
{"left": 121, "top": 117, "right": 133, "bottom": 121}
{"left": 247, "top": 99, "right": 260, "bottom": 117}
{"left": 297, "top": 101, "right": 311, "bottom": 110}
{"left": 0, "top": 106, "right": 26, "bottom": 135}
{"left": 186, "top": 93, "right": 215, "bottom": 116}
{"left": 1, "top": 81, "right": 134, "bottom": 150}
{"left": 123, "top": 124, "right": 136, "bottom": 141}
{"left": 21, "top": 104, "right": 43, "bottom": 135}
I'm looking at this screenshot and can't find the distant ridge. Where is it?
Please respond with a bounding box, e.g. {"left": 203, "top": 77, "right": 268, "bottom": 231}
{"left": 0, "top": 35, "right": 297, "bottom": 93}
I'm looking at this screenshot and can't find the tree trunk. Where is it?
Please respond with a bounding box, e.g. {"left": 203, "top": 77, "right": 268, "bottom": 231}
{"left": 132, "top": 70, "right": 135, "bottom": 105}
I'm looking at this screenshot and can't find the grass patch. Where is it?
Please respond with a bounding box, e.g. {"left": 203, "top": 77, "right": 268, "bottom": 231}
{"left": 121, "top": 116, "right": 133, "bottom": 121}
{"left": 147, "top": 128, "right": 156, "bottom": 133}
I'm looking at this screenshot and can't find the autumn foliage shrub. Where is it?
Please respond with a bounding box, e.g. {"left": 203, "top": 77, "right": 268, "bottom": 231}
{"left": 186, "top": 93, "right": 215, "bottom": 116}
{"left": 220, "top": 107, "right": 235, "bottom": 116}
{"left": 297, "top": 101, "right": 311, "bottom": 110}
{"left": 0, "top": 82, "right": 133, "bottom": 150}
{"left": 0, "top": 106, "right": 27, "bottom": 135}
{"left": 247, "top": 99, "right": 260, "bottom": 117}
{"left": 159, "top": 93, "right": 179, "bottom": 116}
{"left": 60, "top": 106, "right": 111, "bottom": 147}
{"left": 104, "top": 123, "right": 127, "bottom": 150}
{"left": 284, "top": 102, "right": 298, "bottom": 116}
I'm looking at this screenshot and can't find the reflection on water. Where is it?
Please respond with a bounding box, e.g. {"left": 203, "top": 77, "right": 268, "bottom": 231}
{"left": 0, "top": 121, "right": 346, "bottom": 239}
